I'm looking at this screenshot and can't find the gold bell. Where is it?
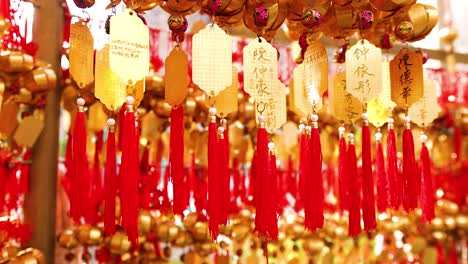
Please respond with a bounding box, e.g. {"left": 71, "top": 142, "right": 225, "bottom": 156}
{"left": 57, "top": 229, "right": 79, "bottom": 249}
{"left": 0, "top": 51, "right": 34, "bottom": 73}
{"left": 109, "top": 231, "right": 132, "bottom": 255}
{"left": 75, "top": 225, "right": 103, "bottom": 246}
{"left": 20, "top": 67, "right": 56, "bottom": 92}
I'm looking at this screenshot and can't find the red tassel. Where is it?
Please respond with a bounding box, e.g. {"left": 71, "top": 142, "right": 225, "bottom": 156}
{"left": 218, "top": 122, "right": 230, "bottom": 226}
{"left": 71, "top": 98, "right": 90, "bottom": 224}
{"left": 208, "top": 109, "right": 220, "bottom": 239}
{"left": 338, "top": 127, "right": 348, "bottom": 213}
{"left": 18, "top": 150, "right": 31, "bottom": 194}
{"left": 254, "top": 121, "right": 269, "bottom": 237}
{"left": 386, "top": 119, "right": 400, "bottom": 210}
{"left": 267, "top": 150, "right": 278, "bottom": 240}
{"left": 88, "top": 131, "right": 103, "bottom": 224}
{"left": 118, "top": 103, "right": 126, "bottom": 151}
{"left": 104, "top": 118, "right": 117, "bottom": 236}
{"left": 361, "top": 117, "right": 376, "bottom": 231}
{"left": 304, "top": 115, "right": 324, "bottom": 231}
{"left": 170, "top": 106, "right": 187, "bottom": 216}
{"left": 347, "top": 134, "right": 362, "bottom": 237}
{"left": 402, "top": 119, "right": 417, "bottom": 212}
{"left": 375, "top": 132, "right": 388, "bottom": 213}
{"left": 120, "top": 97, "right": 140, "bottom": 245}
{"left": 420, "top": 134, "right": 435, "bottom": 222}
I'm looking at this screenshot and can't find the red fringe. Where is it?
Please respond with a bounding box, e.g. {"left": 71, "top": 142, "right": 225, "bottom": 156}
{"left": 386, "top": 127, "right": 400, "bottom": 210}
{"left": 254, "top": 127, "right": 269, "bottom": 237}
{"left": 376, "top": 138, "right": 389, "bottom": 213}
{"left": 361, "top": 125, "right": 376, "bottom": 231}
{"left": 170, "top": 106, "right": 187, "bottom": 216}
{"left": 104, "top": 128, "right": 117, "bottom": 235}
{"left": 71, "top": 110, "right": 90, "bottom": 224}
{"left": 208, "top": 121, "right": 220, "bottom": 239}
{"left": 420, "top": 142, "right": 435, "bottom": 222}
{"left": 402, "top": 128, "right": 417, "bottom": 212}
{"left": 347, "top": 141, "right": 362, "bottom": 237}
{"left": 118, "top": 103, "right": 126, "bottom": 151}
{"left": 267, "top": 153, "right": 278, "bottom": 240}
{"left": 305, "top": 127, "right": 324, "bottom": 231}
{"left": 296, "top": 132, "right": 307, "bottom": 211}
{"left": 338, "top": 133, "right": 348, "bottom": 213}
{"left": 120, "top": 107, "right": 140, "bottom": 245}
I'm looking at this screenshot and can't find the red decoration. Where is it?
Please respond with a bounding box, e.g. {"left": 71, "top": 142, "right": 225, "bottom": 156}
{"left": 361, "top": 120, "right": 376, "bottom": 231}
{"left": 170, "top": 106, "right": 187, "bottom": 216}
{"left": 208, "top": 110, "right": 220, "bottom": 238}
{"left": 338, "top": 128, "right": 348, "bottom": 213}
{"left": 103, "top": 119, "right": 117, "bottom": 236}
{"left": 420, "top": 136, "right": 435, "bottom": 222}
{"left": 347, "top": 135, "right": 361, "bottom": 237}
{"left": 375, "top": 134, "right": 389, "bottom": 213}
{"left": 387, "top": 120, "right": 400, "bottom": 210}
{"left": 254, "top": 123, "right": 269, "bottom": 237}
{"left": 402, "top": 121, "right": 417, "bottom": 212}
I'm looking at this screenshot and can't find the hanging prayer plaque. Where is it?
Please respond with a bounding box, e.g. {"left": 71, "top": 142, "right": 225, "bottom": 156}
{"left": 95, "top": 44, "right": 126, "bottom": 110}
{"left": 255, "top": 80, "right": 287, "bottom": 133}
{"left": 345, "top": 39, "right": 382, "bottom": 104}
{"left": 303, "top": 41, "right": 328, "bottom": 104}
{"left": 243, "top": 37, "right": 278, "bottom": 104}
{"left": 367, "top": 97, "right": 389, "bottom": 127}
{"left": 192, "top": 24, "right": 232, "bottom": 97}
{"left": 379, "top": 61, "right": 396, "bottom": 111}
{"left": 165, "top": 47, "right": 189, "bottom": 106}
{"left": 69, "top": 19, "right": 94, "bottom": 88}
{"left": 390, "top": 48, "right": 423, "bottom": 108}
{"left": 292, "top": 64, "right": 322, "bottom": 116}
{"left": 408, "top": 78, "right": 440, "bottom": 127}
{"left": 207, "top": 67, "right": 239, "bottom": 118}
{"left": 13, "top": 115, "right": 44, "bottom": 148}
{"left": 109, "top": 9, "right": 150, "bottom": 85}
{"left": 288, "top": 79, "right": 302, "bottom": 116}
{"left": 331, "top": 71, "right": 363, "bottom": 124}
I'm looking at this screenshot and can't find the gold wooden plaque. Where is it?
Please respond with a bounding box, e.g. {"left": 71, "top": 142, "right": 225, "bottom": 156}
{"left": 303, "top": 41, "right": 328, "bottom": 104}
{"left": 206, "top": 67, "right": 239, "bottom": 118}
{"left": 13, "top": 115, "right": 44, "bottom": 147}
{"left": 345, "top": 39, "right": 382, "bottom": 104}
{"left": 0, "top": 100, "right": 19, "bottom": 136}
{"left": 109, "top": 9, "right": 150, "bottom": 85}
{"left": 95, "top": 44, "right": 126, "bottom": 110}
{"left": 69, "top": 19, "right": 94, "bottom": 88}
{"left": 331, "top": 71, "right": 363, "bottom": 124}
{"left": 390, "top": 48, "right": 424, "bottom": 108}
{"left": 192, "top": 24, "right": 232, "bottom": 96}
{"left": 243, "top": 37, "right": 278, "bottom": 103}
{"left": 408, "top": 78, "right": 440, "bottom": 127}
{"left": 165, "top": 47, "right": 189, "bottom": 106}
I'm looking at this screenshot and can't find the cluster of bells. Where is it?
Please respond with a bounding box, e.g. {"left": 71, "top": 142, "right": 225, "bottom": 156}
{"left": 73, "top": 0, "right": 444, "bottom": 45}
{"left": 54, "top": 195, "right": 468, "bottom": 263}
{"left": 0, "top": 247, "right": 45, "bottom": 264}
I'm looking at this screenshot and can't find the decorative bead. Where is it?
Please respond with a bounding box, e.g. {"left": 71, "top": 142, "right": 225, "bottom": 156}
{"left": 201, "top": 0, "right": 222, "bottom": 13}
{"left": 311, "top": 114, "right": 319, "bottom": 122}
{"left": 76, "top": 97, "right": 85, "bottom": 106}
{"left": 107, "top": 118, "right": 116, "bottom": 127}
{"left": 258, "top": 115, "right": 265, "bottom": 123}
{"left": 380, "top": 33, "right": 393, "bottom": 50}
{"left": 168, "top": 15, "right": 188, "bottom": 34}
{"left": 217, "top": 126, "right": 225, "bottom": 134}
{"left": 305, "top": 125, "right": 312, "bottom": 134}
{"left": 254, "top": 6, "right": 269, "bottom": 27}
{"left": 420, "top": 133, "right": 428, "bottom": 143}
{"left": 298, "top": 123, "right": 305, "bottom": 131}
{"left": 387, "top": 118, "right": 394, "bottom": 124}
{"left": 299, "top": 33, "right": 308, "bottom": 50}
{"left": 358, "top": 10, "right": 374, "bottom": 30}
{"left": 394, "top": 21, "right": 414, "bottom": 41}
{"left": 361, "top": 112, "right": 368, "bottom": 120}
{"left": 268, "top": 141, "right": 275, "bottom": 150}
{"left": 375, "top": 132, "right": 382, "bottom": 141}
{"left": 348, "top": 133, "right": 354, "bottom": 141}
{"left": 125, "top": 96, "right": 135, "bottom": 106}
{"left": 209, "top": 107, "right": 217, "bottom": 116}
{"left": 334, "top": 43, "right": 348, "bottom": 63}
{"left": 404, "top": 116, "right": 411, "bottom": 123}
{"left": 301, "top": 8, "right": 322, "bottom": 29}
{"left": 338, "top": 126, "right": 345, "bottom": 134}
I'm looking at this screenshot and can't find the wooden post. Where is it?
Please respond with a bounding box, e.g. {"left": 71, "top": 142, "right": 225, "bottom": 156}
{"left": 24, "top": 0, "right": 64, "bottom": 262}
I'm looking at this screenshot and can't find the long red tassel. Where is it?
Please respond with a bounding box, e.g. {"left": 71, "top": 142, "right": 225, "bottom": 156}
{"left": 120, "top": 96, "right": 140, "bottom": 245}
{"left": 170, "top": 106, "right": 186, "bottom": 216}
{"left": 218, "top": 121, "right": 230, "bottom": 226}
{"left": 104, "top": 118, "right": 117, "bottom": 236}
{"left": 375, "top": 132, "right": 388, "bottom": 213}
{"left": 254, "top": 116, "right": 269, "bottom": 237}
{"left": 267, "top": 148, "right": 278, "bottom": 240}
{"left": 420, "top": 134, "right": 435, "bottom": 222}
{"left": 338, "top": 126, "right": 348, "bottom": 213}
{"left": 306, "top": 114, "right": 324, "bottom": 231}
{"left": 402, "top": 118, "right": 417, "bottom": 212}
{"left": 347, "top": 133, "right": 362, "bottom": 237}
{"left": 386, "top": 119, "right": 400, "bottom": 210}
{"left": 71, "top": 98, "right": 90, "bottom": 224}
{"left": 361, "top": 114, "right": 376, "bottom": 231}
{"left": 208, "top": 107, "right": 220, "bottom": 239}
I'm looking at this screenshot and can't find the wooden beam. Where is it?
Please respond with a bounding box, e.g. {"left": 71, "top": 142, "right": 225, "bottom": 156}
{"left": 24, "top": 0, "right": 64, "bottom": 262}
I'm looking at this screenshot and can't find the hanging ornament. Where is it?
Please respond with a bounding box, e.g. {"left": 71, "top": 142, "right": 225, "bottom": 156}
{"left": 192, "top": 23, "right": 232, "bottom": 97}
{"left": 104, "top": 118, "right": 117, "bottom": 236}
{"left": 337, "top": 126, "right": 348, "bottom": 213}
{"left": 69, "top": 19, "right": 94, "bottom": 88}
{"left": 109, "top": 9, "right": 150, "bottom": 98}
{"left": 419, "top": 133, "right": 435, "bottom": 222}
{"left": 254, "top": 80, "right": 287, "bottom": 133}
{"left": 408, "top": 78, "right": 440, "bottom": 127}
{"left": 329, "top": 70, "right": 363, "bottom": 124}
{"left": 402, "top": 116, "right": 417, "bottom": 212}
{"left": 375, "top": 131, "right": 388, "bottom": 213}
{"left": 301, "top": 8, "right": 322, "bottom": 30}
{"left": 358, "top": 10, "right": 374, "bottom": 30}
{"left": 303, "top": 40, "right": 328, "bottom": 106}
{"left": 361, "top": 112, "right": 376, "bottom": 231}
{"left": 386, "top": 118, "right": 400, "bottom": 210}
{"left": 205, "top": 67, "right": 239, "bottom": 118}
{"left": 207, "top": 106, "right": 221, "bottom": 239}
{"left": 347, "top": 133, "right": 361, "bottom": 237}
{"left": 390, "top": 48, "right": 424, "bottom": 109}
{"left": 254, "top": 6, "right": 269, "bottom": 28}
{"left": 94, "top": 44, "right": 126, "bottom": 110}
